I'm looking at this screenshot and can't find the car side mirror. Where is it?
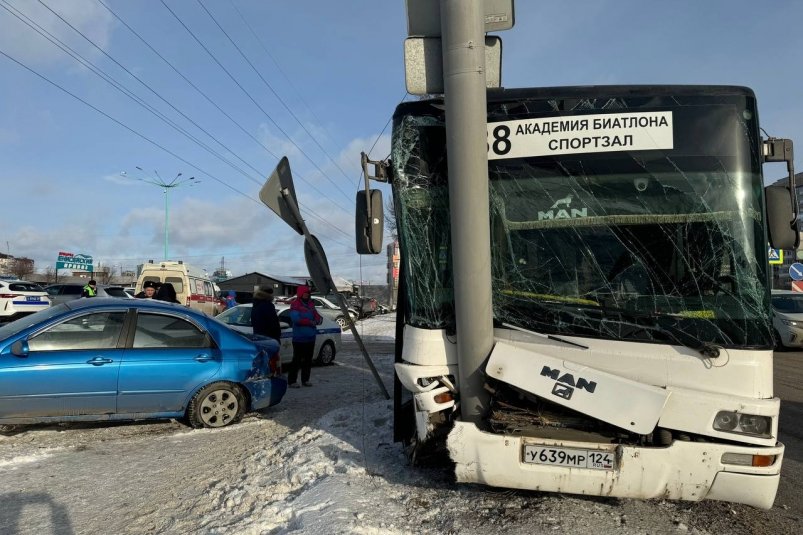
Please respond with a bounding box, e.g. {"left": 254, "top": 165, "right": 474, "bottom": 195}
{"left": 11, "top": 340, "right": 29, "bottom": 357}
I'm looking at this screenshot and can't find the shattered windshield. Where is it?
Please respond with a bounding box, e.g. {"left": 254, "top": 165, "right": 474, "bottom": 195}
{"left": 392, "top": 88, "right": 772, "bottom": 348}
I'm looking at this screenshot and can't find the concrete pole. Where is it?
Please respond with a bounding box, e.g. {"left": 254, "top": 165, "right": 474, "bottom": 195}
{"left": 440, "top": 0, "right": 493, "bottom": 423}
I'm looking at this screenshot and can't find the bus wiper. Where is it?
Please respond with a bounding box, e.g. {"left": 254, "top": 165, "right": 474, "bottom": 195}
{"left": 563, "top": 303, "right": 721, "bottom": 359}
{"left": 500, "top": 321, "right": 589, "bottom": 350}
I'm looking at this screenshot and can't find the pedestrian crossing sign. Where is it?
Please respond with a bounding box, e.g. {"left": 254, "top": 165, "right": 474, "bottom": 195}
{"left": 768, "top": 247, "right": 783, "bottom": 265}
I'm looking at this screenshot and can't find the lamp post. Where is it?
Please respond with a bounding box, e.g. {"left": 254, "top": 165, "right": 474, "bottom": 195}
{"left": 121, "top": 168, "right": 200, "bottom": 260}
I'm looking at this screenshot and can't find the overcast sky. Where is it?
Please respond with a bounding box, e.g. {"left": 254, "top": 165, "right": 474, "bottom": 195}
{"left": 1, "top": 0, "right": 801, "bottom": 283}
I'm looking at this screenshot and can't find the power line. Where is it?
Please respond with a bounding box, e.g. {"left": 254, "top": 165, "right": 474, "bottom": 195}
{"left": 92, "top": 0, "right": 354, "bottom": 218}
{"left": 198, "top": 0, "right": 357, "bottom": 189}
{"left": 18, "top": 0, "right": 354, "bottom": 242}
{"left": 159, "top": 0, "right": 354, "bottom": 205}
{"left": 226, "top": 0, "right": 341, "bottom": 158}
{"left": 0, "top": 45, "right": 352, "bottom": 248}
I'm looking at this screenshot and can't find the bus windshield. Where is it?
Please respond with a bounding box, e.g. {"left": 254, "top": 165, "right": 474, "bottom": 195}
{"left": 392, "top": 87, "right": 772, "bottom": 348}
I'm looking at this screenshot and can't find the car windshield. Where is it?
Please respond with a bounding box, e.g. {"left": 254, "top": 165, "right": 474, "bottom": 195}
{"left": 103, "top": 287, "right": 129, "bottom": 298}
{"left": 216, "top": 306, "right": 252, "bottom": 326}
{"left": 772, "top": 295, "right": 803, "bottom": 313}
{"left": 0, "top": 304, "right": 70, "bottom": 339}
{"left": 8, "top": 282, "right": 44, "bottom": 292}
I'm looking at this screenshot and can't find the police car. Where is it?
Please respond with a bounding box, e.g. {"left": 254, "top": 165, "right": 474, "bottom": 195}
{"left": 0, "top": 280, "right": 50, "bottom": 321}
{"left": 215, "top": 304, "right": 341, "bottom": 365}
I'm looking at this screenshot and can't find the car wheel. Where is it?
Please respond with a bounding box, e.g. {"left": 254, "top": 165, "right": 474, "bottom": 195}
{"left": 336, "top": 316, "right": 347, "bottom": 329}
{"left": 187, "top": 382, "right": 245, "bottom": 429}
{"left": 317, "top": 341, "right": 336, "bottom": 365}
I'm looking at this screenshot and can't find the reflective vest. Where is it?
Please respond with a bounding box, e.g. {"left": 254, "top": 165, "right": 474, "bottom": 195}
{"left": 83, "top": 285, "right": 97, "bottom": 297}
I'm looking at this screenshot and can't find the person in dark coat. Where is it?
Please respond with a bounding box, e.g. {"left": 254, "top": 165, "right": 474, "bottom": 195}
{"left": 288, "top": 285, "right": 322, "bottom": 388}
{"left": 251, "top": 287, "right": 281, "bottom": 343}
{"left": 134, "top": 280, "right": 157, "bottom": 299}
{"left": 153, "top": 282, "right": 181, "bottom": 304}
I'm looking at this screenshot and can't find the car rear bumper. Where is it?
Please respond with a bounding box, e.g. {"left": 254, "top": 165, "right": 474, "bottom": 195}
{"left": 244, "top": 376, "right": 288, "bottom": 410}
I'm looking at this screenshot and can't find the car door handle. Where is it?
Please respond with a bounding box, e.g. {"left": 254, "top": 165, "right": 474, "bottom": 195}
{"left": 194, "top": 354, "right": 213, "bottom": 362}
{"left": 87, "top": 357, "right": 113, "bottom": 365}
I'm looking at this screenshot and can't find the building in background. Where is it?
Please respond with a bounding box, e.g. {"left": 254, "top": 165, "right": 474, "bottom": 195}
{"left": 0, "top": 253, "right": 34, "bottom": 279}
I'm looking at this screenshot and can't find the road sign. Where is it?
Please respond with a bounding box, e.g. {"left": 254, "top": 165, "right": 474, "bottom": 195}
{"left": 790, "top": 263, "right": 803, "bottom": 281}
{"left": 404, "top": 36, "right": 502, "bottom": 95}
{"left": 768, "top": 247, "right": 783, "bottom": 265}
{"left": 792, "top": 280, "right": 803, "bottom": 292}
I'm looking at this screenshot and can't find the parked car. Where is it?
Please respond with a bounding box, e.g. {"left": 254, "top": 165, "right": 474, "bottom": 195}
{"left": 44, "top": 283, "right": 132, "bottom": 305}
{"left": 123, "top": 287, "right": 136, "bottom": 298}
{"left": 0, "top": 280, "right": 50, "bottom": 322}
{"left": 0, "top": 298, "right": 287, "bottom": 428}
{"left": 771, "top": 289, "right": 803, "bottom": 349}
{"left": 294, "top": 295, "right": 358, "bottom": 329}
{"left": 215, "top": 303, "right": 341, "bottom": 365}
{"left": 376, "top": 304, "right": 389, "bottom": 314}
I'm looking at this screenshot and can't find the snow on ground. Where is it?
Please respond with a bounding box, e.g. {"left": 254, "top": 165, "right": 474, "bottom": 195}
{"left": 0, "top": 313, "right": 793, "bottom": 534}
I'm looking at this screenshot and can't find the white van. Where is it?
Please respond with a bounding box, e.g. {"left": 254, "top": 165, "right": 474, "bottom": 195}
{"left": 135, "top": 260, "right": 223, "bottom": 316}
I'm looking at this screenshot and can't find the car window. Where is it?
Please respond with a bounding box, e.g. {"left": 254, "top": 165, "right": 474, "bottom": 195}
{"left": 204, "top": 281, "right": 213, "bottom": 296}
{"left": 45, "top": 286, "right": 61, "bottom": 296}
{"left": 133, "top": 313, "right": 210, "bottom": 348}
{"left": 27, "top": 312, "right": 127, "bottom": 351}
{"left": 103, "top": 287, "right": 128, "bottom": 298}
{"left": 63, "top": 285, "right": 83, "bottom": 295}
{"left": 218, "top": 307, "right": 251, "bottom": 326}
{"left": 165, "top": 277, "right": 184, "bottom": 294}
{"left": 312, "top": 298, "right": 324, "bottom": 307}
{"left": 9, "top": 282, "right": 43, "bottom": 292}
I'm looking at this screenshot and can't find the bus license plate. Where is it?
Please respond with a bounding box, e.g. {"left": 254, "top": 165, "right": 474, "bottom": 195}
{"left": 523, "top": 445, "right": 615, "bottom": 470}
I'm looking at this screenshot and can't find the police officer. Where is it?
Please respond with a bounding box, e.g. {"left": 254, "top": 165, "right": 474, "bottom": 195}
{"left": 135, "top": 280, "right": 157, "bottom": 299}
{"left": 81, "top": 280, "right": 98, "bottom": 298}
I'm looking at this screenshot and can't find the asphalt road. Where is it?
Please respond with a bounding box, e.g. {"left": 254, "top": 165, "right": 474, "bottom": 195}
{"left": 773, "top": 350, "right": 803, "bottom": 520}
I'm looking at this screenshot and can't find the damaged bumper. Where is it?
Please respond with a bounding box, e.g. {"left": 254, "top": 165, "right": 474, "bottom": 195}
{"left": 244, "top": 376, "right": 288, "bottom": 410}
{"left": 447, "top": 421, "right": 783, "bottom": 509}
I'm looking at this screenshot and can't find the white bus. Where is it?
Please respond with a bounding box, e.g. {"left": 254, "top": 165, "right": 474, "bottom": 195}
{"left": 365, "top": 85, "right": 796, "bottom": 509}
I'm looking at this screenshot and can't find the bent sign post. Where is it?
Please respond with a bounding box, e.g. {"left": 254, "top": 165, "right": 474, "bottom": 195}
{"left": 260, "top": 157, "right": 390, "bottom": 400}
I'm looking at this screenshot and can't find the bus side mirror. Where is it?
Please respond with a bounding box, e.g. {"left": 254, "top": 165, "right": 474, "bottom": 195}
{"left": 766, "top": 185, "right": 799, "bottom": 250}
{"left": 356, "top": 189, "right": 384, "bottom": 254}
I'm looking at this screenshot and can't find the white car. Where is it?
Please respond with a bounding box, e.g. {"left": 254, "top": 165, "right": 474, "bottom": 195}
{"left": 771, "top": 289, "right": 803, "bottom": 349}
{"left": 0, "top": 280, "right": 50, "bottom": 321}
{"left": 215, "top": 303, "right": 341, "bottom": 365}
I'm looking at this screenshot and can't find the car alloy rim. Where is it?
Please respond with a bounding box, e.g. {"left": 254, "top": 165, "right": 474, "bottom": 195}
{"left": 320, "top": 344, "right": 334, "bottom": 364}
{"left": 199, "top": 389, "right": 239, "bottom": 427}
{"left": 337, "top": 317, "right": 346, "bottom": 327}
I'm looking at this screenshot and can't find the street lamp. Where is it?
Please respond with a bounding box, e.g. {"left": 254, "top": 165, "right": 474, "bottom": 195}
{"left": 121, "top": 168, "right": 200, "bottom": 260}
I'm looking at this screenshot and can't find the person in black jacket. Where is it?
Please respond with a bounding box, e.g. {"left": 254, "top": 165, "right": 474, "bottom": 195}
{"left": 251, "top": 287, "right": 281, "bottom": 343}
{"left": 153, "top": 282, "right": 181, "bottom": 304}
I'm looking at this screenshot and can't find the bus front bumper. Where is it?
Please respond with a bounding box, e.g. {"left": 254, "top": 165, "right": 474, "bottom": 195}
{"left": 447, "top": 421, "right": 783, "bottom": 509}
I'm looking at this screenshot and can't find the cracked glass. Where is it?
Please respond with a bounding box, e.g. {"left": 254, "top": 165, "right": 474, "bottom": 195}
{"left": 392, "top": 88, "right": 772, "bottom": 348}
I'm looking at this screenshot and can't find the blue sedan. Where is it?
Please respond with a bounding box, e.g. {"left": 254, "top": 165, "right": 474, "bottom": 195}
{"left": 0, "top": 298, "right": 287, "bottom": 428}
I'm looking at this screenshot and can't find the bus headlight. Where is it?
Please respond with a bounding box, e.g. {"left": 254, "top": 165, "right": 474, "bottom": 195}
{"left": 713, "top": 411, "right": 772, "bottom": 438}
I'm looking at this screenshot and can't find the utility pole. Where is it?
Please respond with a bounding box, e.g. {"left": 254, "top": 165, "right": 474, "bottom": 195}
{"left": 441, "top": 0, "right": 493, "bottom": 423}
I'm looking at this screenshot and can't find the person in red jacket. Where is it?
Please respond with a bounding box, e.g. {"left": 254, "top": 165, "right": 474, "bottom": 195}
{"left": 288, "top": 285, "right": 322, "bottom": 388}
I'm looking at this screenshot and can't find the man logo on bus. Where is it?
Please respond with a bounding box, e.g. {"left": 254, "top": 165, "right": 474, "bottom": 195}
{"left": 541, "top": 365, "right": 597, "bottom": 401}
{"left": 539, "top": 193, "right": 588, "bottom": 221}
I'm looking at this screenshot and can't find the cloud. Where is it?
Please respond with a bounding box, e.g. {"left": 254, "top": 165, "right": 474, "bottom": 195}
{"left": 0, "top": 1, "right": 115, "bottom": 67}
